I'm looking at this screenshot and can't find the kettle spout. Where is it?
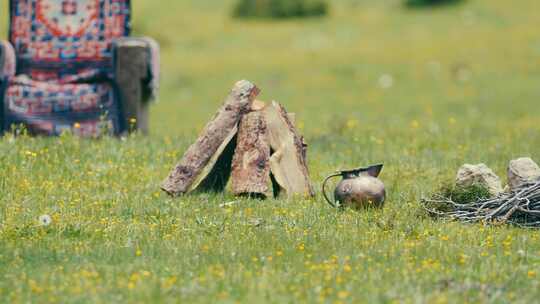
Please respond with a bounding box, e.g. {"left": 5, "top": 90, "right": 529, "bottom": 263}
{"left": 363, "top": 164, "right": 383, "bottom": 178}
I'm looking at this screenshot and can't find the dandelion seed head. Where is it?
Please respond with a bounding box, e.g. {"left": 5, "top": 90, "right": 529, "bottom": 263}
{"left": 378, "top": 74, "right": 394, "bottom": 89}
{"left": 39, "top": 214, "right": 52, "bottom": 226}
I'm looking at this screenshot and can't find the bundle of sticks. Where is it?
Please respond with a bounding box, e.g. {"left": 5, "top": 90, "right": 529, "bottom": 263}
{"left": 423, "top": 181, "right": 540, "bottom": 228}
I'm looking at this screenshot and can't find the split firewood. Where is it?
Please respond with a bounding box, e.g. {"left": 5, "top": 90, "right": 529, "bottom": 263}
{"left": 253, "top": 100, "right": 295, "bottom": 123}
{"left": 287, "top": 113, "right": 296, "bottom": 126}
{"left": 263, "top": 101, "right": 314, "bottom": 198}
{"left": 231, "top": 110, "right": 271, "bottom": 197}
{"left": 161, "top": 80, "right": 260, "bottom": 196}
{"left": 252, "top": 100, "right": 266, "bottom": 111}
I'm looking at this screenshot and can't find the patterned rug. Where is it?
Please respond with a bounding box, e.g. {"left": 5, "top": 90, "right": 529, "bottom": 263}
{"left": 2, "top": 0, "right": 131, "bottom": 136}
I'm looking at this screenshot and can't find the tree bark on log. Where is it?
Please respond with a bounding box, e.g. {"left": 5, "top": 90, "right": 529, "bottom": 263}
{"left": 161, "top": 80, "right": 260, "bottom": 196}
{"left": 263, "top": 101, "right": 314, "bottom": 198}
{"left": 231, "top": 110, "right": 271, "bottom": 197}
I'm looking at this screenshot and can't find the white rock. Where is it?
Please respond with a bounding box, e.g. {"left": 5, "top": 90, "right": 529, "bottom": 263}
{"left": 455, "top": 163, "right": 503, "bottom": 196}
{"left": 508, "top": 157, "right": 540, "bottom": 191}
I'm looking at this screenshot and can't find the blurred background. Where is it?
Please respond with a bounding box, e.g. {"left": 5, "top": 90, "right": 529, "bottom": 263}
{"left": 1, "top": 0, "right": 539, "bottom": 146}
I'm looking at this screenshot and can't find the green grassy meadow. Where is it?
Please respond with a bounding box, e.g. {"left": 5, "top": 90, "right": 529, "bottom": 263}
{"left": 1, "top": 0, "right": 540, "bottom": 302}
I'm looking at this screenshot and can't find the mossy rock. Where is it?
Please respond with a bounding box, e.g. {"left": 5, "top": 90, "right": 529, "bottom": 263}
{"left": 439, "top": 184, "right": 492, "bottom": 204}
{"left": 425, "top": 184, "right": 492, "bottom": 214}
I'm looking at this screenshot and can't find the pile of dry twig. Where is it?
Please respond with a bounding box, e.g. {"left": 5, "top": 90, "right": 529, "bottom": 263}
{"left": 422, "top": 181, "right": 540, "bottom": 228}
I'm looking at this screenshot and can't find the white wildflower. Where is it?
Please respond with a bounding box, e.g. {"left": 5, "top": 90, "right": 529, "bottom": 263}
{"left": 378, "top": 74, "right": 394, "bottom": 89}
{"left": 38, "top": 214, "right": 52, "bottom": 226}
{"left": 219, "top": 201, "right": 238, "bottom": 208}
{"left": 125, "top": 237, "right": 133, "bottom": 248}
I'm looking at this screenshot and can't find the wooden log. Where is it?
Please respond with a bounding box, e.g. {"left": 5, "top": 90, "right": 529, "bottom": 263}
{"left": 252, "top": 100, "right": 266, "bottom": 111}
{"left": 231, "top": 110, "right": 271, "bottom": 197}
{"left": 263, "top": 101, "right": 314, "bottom": 198}
{"left": 161, "top": 80, "right": 260, "bottom": 196}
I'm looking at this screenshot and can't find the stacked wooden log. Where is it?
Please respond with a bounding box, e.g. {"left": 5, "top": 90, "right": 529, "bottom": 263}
{"left": 161, "top": 80, "right": 314, "bottom": 199}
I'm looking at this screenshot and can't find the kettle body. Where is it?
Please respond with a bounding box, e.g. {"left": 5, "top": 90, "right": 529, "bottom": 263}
{"left": 323, "top": 164, "right": 386, "bottom": 210}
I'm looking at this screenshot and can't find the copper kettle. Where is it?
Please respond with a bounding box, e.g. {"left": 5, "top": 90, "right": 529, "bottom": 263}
{"left": 323, "top": 164, "right": 386, "bottom": 209}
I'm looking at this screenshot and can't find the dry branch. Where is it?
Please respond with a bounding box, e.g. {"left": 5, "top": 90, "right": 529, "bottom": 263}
{"left": 422, "top": 180, "right": 540, "bottom": 228}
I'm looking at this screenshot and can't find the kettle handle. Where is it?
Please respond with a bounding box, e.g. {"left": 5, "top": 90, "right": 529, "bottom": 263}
{"left": 322, "top": 173, "right": 342, "bottom": 208}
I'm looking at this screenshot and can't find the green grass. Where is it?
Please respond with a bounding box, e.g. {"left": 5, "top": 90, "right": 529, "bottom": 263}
{"left": 1, "top": 0, "right": 540, "bottom": 302}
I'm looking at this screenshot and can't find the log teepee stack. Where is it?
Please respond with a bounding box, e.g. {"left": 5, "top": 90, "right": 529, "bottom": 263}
{"left": 161, "top": 80, "right": 314, "bottom": 199}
